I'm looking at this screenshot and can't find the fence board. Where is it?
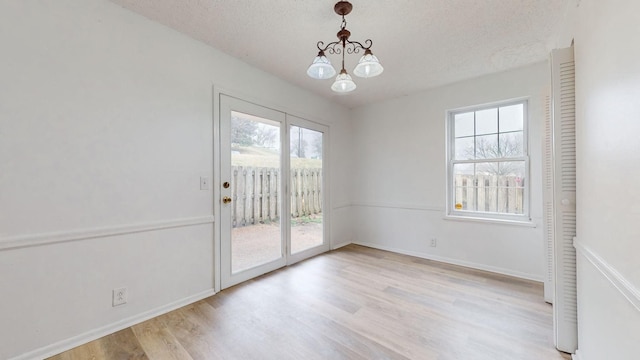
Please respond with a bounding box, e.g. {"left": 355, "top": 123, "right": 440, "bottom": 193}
{"left": 454, "top": 174, "right": 524, "bottom": 215}
{"left": 230, "top": 166, "right": 322, "bottom": 228}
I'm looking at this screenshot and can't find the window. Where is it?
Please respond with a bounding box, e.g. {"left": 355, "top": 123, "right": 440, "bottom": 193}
{"left": 447, "top": 100, "right": 529, "bottom": 222}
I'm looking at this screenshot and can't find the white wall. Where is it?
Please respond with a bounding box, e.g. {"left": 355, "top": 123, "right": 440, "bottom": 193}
{"left": 351, "top": 62, "right": 549, "bottom": 280}
{"left": 570, "top": 0, "right": 640, "bottom": 358}
{"left": 0, "top": 1, "right": 351, "bottom": 359}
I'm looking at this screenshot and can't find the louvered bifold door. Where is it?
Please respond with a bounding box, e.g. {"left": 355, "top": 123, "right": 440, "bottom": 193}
{"left": 542, "top": 91, "right": 555, "bottom": 305}
{"left": 551, "top": 46, "right": 578, "bottom": 354}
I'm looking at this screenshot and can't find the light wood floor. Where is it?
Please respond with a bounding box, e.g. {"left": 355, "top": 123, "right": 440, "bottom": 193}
{"left": 49, "top": 245, "right": 571, "bottom": 360}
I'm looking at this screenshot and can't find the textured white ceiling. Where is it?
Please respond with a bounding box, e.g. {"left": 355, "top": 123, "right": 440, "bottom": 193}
{"left": 108, "top": 0, "right": 568, "bottom": 108}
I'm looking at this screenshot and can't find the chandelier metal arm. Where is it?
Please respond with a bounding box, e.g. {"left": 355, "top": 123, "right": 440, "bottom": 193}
{"left": 316, "top": 39, "right": 373, "bottom": 55}
{"left": 316, "top": 40, "right": 343, "bottom": 55}
{"left": 344, "top": 39, "right": 372, "bottom": 54}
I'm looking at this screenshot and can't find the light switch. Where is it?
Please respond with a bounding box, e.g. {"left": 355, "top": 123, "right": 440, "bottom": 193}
{"left": 200, "top": 176, "right": 210, "bottom": 190}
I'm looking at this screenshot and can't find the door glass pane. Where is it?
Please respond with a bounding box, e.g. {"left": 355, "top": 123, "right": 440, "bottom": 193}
{"left": 290, "top": 126, "right": 323, "bottom": 254}
{"left": 230, "top": 111, "right": 282, "bottom": 273}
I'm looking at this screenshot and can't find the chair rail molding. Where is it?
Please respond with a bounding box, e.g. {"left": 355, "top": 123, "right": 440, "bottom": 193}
{"left": 574, "top": 239, "right": 640, "bottom": 312}
{"left": 0, "top": 215, "right": 215, "bottom": 251}
{"left": 352, "top": 201, "right": 443, "bottom": 212}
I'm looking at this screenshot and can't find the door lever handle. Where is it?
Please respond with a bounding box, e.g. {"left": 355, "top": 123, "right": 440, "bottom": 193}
{"left": 222, "top": 196, "right": 232, "bottom": 204}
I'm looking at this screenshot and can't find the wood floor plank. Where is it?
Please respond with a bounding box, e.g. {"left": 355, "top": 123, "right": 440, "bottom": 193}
{"left": 158, "top": 305, "right": 224, "bottom": 360}
{"left": 99, "top": 328, "right": 149, "bottom": 360}
{"left": 48, "top": 340, "right": 106, "bottom": 360}
{"left": 48, "top": 245, "right": 570, "bottom": 360}
{"left": 130, "top": 318, "right": 193, "bottom": 360}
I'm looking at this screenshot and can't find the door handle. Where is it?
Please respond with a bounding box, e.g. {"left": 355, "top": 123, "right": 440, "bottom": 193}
{"left": 222, "top": 196, "right": 232, "bottom": 204}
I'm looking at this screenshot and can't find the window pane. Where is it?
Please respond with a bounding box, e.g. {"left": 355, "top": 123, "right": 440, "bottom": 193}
{"left": 455, "top": 136, "right": 474, "bottom": 160}
{"left": 475, "top": 134, "right": 499, "bottom": 159}
{"left": 475, "top": 163, "right": 499, "bottom": 213}
{"left": 453, "top": 163, "right": 474, "bottom": 176}
{"left": 475, "top": 108, "right": 498, "bottom": 135}
{"left": 497, "top": 161, "right": 526, "bottom": 214}
{"left": 480, "top": 182, "right": 498, "bottom": 211}
{"left": 499, "top": 132, "right": 524, "bottom": 157}
{"left": 499, "top": 104, "right": 524, "bottom": 132}
{"left": 500, "top": 160, "right": 525, "bottom": 177}
{"left": 453, "top": 163, "right": 475, "bottom": 211}
{"left": 454, "top": 112, "right": 474, "bottom": 138}
{"left": 476, "top": 161, "right": 500, "bottom": 176}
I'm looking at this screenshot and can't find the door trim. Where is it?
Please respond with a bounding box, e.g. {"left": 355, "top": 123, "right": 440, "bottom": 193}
{"left": 213, "top": 88, "right": 332, "bottom": 292}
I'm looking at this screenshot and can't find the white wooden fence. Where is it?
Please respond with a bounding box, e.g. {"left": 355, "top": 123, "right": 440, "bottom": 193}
{"left": 231, "top": 166, "right": 322, "bottom": 228}
{"left": 454, "top": 174, "right": 525, "bottom": 214}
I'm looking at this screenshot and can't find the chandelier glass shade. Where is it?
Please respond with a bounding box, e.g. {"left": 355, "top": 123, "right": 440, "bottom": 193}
{"left": 330, "top": 69, "right": 357, "bottom": 92}
{"left": 306, "top": 51, "right": 336, "bottom": 80}
{"left": 353, "top": 50, "right": 384, "bottom": 78}
{"left": 306, "top": 1, "right": 384, "bottom": 93}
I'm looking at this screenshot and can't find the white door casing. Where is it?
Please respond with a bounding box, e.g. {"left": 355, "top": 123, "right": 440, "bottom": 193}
{"left": 217, "top": 93, "right": 331, "bottom": 290}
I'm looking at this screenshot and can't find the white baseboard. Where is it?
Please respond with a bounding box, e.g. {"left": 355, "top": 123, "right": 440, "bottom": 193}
{"left": 572, "top": 349, "right": 582, "bottom": 360}
{"left": 353, "top": 242, "right": 543, "bottom": 282}
{"left": 331, "top": 239, "right": 352, "bottom": 250}
{"left": 11, "top": 289, "right": 216, "bottom": 360}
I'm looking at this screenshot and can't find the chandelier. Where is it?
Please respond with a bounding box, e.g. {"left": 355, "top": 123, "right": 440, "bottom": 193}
{"left": 306, "top": 1, "right": 384, "bottom": 93}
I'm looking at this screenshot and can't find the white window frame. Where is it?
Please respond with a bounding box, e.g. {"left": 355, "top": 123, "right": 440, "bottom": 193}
{"left": 446, "top": 98, "right": 531, "bottom": 223}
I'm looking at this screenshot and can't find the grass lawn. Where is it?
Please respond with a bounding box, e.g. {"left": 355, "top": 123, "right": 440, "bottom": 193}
{"left": 232, "top": 145, "right": 322, "bottom": 169}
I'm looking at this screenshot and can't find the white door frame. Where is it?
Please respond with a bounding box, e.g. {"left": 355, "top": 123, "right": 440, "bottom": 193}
{"left": 213, "top": 89, "right": 331, "bottom": 291}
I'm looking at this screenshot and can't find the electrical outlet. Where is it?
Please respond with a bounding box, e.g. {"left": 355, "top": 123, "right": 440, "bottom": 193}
{"left": 112, "top": 287, "right": 127, "bottom": 307}
{"left": 200, "top": 176, "right": 210, "bottom": 190}
{"left": 430, "top": 238, "right": 437, "bottom": 247}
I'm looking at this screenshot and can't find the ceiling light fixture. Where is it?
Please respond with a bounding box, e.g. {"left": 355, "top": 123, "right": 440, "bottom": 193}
{"left": 306, "top": 1, "right": 384, "bottom": 93}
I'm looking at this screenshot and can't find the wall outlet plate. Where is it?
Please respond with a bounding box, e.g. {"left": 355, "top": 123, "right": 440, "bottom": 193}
{"left": 113, "top": 287, "right": 127, "bottom": 306}
{"left": 430, "top": 238, "right": 437, "bottom": 247}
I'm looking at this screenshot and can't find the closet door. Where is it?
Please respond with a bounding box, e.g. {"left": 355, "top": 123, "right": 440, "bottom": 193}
{"left": 550, "top": 46, "right": 578, "bottom": 354}
{"left": 542, "top": 91, "right": 555, "bottom": 304}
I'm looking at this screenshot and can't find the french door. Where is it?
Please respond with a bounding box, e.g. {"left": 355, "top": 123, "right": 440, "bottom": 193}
{"left": 287, "top": 115, "right": 328, "bottom": 265}
{"left": 219, "top": 95, "right": 328, "bottom": 289}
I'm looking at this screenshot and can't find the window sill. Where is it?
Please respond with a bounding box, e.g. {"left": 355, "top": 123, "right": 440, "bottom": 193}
{"left": 443, "top": 215, "right": 536, "bottom": 228}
